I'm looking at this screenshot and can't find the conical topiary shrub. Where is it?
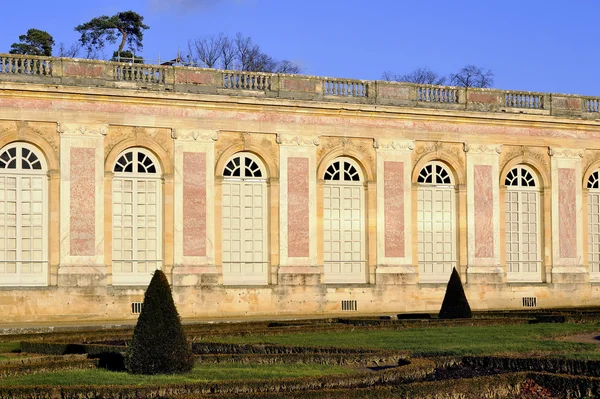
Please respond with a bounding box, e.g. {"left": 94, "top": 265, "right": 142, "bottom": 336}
{"left": 438, "top": 267, "right": 472, "bottom": 319}
{"left": 126, "top": 270, "right": 194, "bottom": 374}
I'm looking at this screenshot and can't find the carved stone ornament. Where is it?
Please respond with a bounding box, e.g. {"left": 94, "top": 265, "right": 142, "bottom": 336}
{"left": 57, "top": 123, "right": 108, "bottom": 137}
{"left": 548, "top": 147, "right": 584, "bottom": 158}
{"left": 373, "top": 139, "right": 415, "bottom": 151}
{"left": 276, "top": 134, "right": 320, "bottom": 146}
{"left": 172, "top": 129, "right": 219, "bottom": 142}
{"left": 463, "top": 143, "right": 502, "bottom": 155}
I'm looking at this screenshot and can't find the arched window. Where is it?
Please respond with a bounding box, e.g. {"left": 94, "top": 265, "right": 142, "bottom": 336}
{"left": 0, "top": 143, "right": 48, "bottom": 286}
{"left": 417, "top": 161, "right": 456, "bottom": 283}
{"left": 112, "top": 148, "right": 162, "bottom": 285}
{"left": 588, "top": 170, "right": 600, "bottom": 280}
{"left": 504, "top": 165, "right": 541, "bottom": 282}
{"left": 222, "top": 152, "right": 268, "bottom": 285}
{"left": 323, "top": 157, "right": 366, "bottom": 283}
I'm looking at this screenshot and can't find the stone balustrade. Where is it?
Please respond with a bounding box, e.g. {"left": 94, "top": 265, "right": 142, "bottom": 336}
{"left": 223, "top": 71, "right": 271, "bottom": 91}
{"left": 505, "top": 91, "right": 544, "bottom": 109}
{"left": 1, "top": 53, "right": 599, "bottom": 119}
{"left": 322, "top": 78, "right": 368, "bottom": 97}
{"left": 586, "top": 98, "right": 600, "bottom": 113}
{"left": 113, "top": 64, "right": 166, "bottom": 84}
{"left": 0, "top": 54, "right": 52, "bottom": 75}
{"left": 417, "top": 85, "right": 459, "bottom": 103}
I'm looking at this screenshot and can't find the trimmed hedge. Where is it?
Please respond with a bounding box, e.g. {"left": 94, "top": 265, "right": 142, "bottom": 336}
{"left": 0, "top": 370, "right": 531, "bottom": 399}
{"left": 439, "top": 267, "right": 472, "bottom": 319}
{"left": 127, "top": 270, "right": 194, "bottom": 374}
{"left": 20, "top": 341, "right": 125, "bottom": 356}
{"left": 0, "top": 359, "right": 437, "bottom": 398}
{"left": 463, "top": 356, "right": 600, "bottom": 377}
{"left": 192, "top": 342, "right": 374, "bottom": 355}
{"left": 195, "top": 352, "right": 409, "bottom": 367}
{"left": 0, "top": 355, "right": 96, "bottom": 378}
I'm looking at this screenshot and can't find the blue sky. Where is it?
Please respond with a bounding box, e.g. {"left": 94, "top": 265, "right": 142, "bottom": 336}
{"left": 1, "top": 0, "right": 598, "bottom": 96}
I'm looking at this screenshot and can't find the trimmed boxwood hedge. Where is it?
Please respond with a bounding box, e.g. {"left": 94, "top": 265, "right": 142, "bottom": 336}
{"left": 0, "top": 359, "right": 436, "bottom": 399}
{"left": 463, "top": 356, "right": 600, "bottom": 377}
{"left": 0, "top": 355, "right": 96, "bottom": 378}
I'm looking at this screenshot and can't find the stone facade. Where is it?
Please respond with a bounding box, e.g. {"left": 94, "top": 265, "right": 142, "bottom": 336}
{"left": 1, "top": 54, "right": 600, "bottom": 322}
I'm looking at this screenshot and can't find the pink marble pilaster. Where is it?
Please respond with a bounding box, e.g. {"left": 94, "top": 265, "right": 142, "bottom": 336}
{"left": 384, "top": 161, "right": 404, "bottom": 257}
{"left": 183, "top": 152, "right": 206, "bottom": 257}
{"left": 70, "top": 147, "right": 95, "bottom": 256}
{"left": 287, "top": 157, "right": 309, "bottom": 257}
{"left": 558, "top": 168, "right": 577, "bottom": 258}
{"left": 474, "top": 165, "right": 494, "bottom": 258}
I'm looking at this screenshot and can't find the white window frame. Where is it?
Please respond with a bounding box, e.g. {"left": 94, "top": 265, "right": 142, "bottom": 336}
{"left": 323, "top": 157, "right": 366, "bottom": 284}
{"left": 587, "top": 170, "right": 600, "bottom": 281}
{"left": 417, "top": 161, "right": 457, "bottom": 283}
{"left": 504, "top": 165, "right": 542, "bottom": 282}
{"left": 0, "top": 142, "right": 48, "bottom": 286}
{"left": 112, "top": 148, "right": 163, "bottom": 286}
{"left": 221, "top": 152, "right": 269, "bottom": 285}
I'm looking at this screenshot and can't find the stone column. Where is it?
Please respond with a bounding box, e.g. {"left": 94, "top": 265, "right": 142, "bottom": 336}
{"left": 464, "top": 143, "right": 503, "bottom": 284}
{"left": 171, "top": 129, "right": 218, "bottom": 286}
{"left": 549, "top": 147, "right": 586, "bottom": 283}
{"left": 374, "top": 139, "right": 415, "bottom": 284}
{"left": 278, "top": 134, "right": 320, "bottom": 285}
{"left": 57, "top": 123, "right": 107, "bottom": 287}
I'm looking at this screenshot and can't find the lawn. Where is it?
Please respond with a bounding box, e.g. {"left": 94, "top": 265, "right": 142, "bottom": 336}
{"left": 0, "top": 342, "right": 20, "bottom": 360}
{"left": 0, "top": 363, "right": 355, "bottom": 386}
{"left": 207, "top": 323, "right": 600, "bottom": 357}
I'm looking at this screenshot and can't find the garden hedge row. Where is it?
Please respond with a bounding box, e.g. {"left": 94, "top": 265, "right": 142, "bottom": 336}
{"left": 20, "top": 341, "right": 125, "bottom": 356}
{"left": 0, "top": 371, "right": 531, "bottom": 399}
{"left": 0, "top": 358, "right": 436, "bottom": 399}
{"left": 191, "top": 342, "right": 374, "bottom": 355}
{"left": 0, "top": 355, "right": 95, "bottom": 378}
{"left": 463, "top": 355, "right": 600, "bottom": 377}
{"left": 194, "top": 352, "right": 409, "bottom": 367}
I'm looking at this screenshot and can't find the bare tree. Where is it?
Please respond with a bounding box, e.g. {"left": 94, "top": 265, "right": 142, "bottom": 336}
{"left": 186, "top": 32, "right": 301, "bottom": 73}
{"left": 57, "top": 42, "right": 81, "bottom": 58}
{"left": 382, "top": 67, "right": 446, "bottom": 85}
{"left": 220, "top": 36, "right": 235, "bottom": 70}
{"left": 449, "top": 65, "right": 494, "bottom": 88}
{"left": 188, "top": 34, "right": 228, "bottom": 68}
{"left": 276, "top": 60, "right": 302, "bottom": 74}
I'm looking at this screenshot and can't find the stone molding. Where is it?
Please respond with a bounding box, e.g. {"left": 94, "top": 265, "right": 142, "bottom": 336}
{"left": 57, "top": 123, "right": 108, "bottom": 137}
{"left": 373, "top": 139, "right": 415, "bottom": 152}
{"left": 548, "top": 147, "right": 584, "bottom": 158}
{"left": 171, "top": 129, "right": 218, "bottom": 142}
{"left": 276, "top": 134, "right": 320, "bottom": 146}
{"left": 463, "top": 143, "right": 502, "bottom": 155}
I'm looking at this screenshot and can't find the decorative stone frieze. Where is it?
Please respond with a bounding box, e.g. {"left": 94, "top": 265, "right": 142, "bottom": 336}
{"left": 57, "top": 123, "right": 108, "bottom": 137}
{"left": 463, "top": 143, "right": 502, "bottom": 155}
{"left": 171, "top": 129, "right": 218, "bottom": 142}
{"left": 276, "top": 134, "right": 320, "bottom": 146}
{"left": 373, "top": 139, "right": 415, "bottom": 152}
{"left": 548, "top": 147, "right": 584, "bottom": 158}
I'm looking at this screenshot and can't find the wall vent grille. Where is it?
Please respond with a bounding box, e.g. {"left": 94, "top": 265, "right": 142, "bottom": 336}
{"left": 522, "top": 297, "right": 537, "bottom": 307}
{"left": 341, "top": 300, "right": 357, "bottom": 311}
{"left": 131, "top": 302, "right": 144, "bottom": 314}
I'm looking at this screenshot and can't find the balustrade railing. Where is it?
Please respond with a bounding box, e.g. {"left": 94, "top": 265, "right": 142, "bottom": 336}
{"left": 322, "top": 79, "right": 368, "bottom": 97}
{"left": 113, "top": 63, "right": 166, "bottom": 84}
{"left": 586, "top": 98, "right": 600, "bottom": 113}
{"left": 417, "top": 86, "right": 458, "bottom": 103}
{"left": 505, "top": 92, "right": 544, "bottom": 109}
{"left": 223, "top": 72, "right": 271, "bottom": 90}
{"left": 0, "top": 55, "right": 52, "bottom": 76}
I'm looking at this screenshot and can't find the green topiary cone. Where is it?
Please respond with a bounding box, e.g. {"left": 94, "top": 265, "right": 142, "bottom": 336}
{"left": 438, "top": 267, "right": 472, "bottom": 319}
{"left": 126, "top": 270, "right": 194, "bottom": 374}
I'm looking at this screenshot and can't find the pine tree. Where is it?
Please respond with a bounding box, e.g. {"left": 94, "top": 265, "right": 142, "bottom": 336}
{"left": 438, "top": 267, "right": 472, "bottom": 319}
{"left": 126, "top": 270, "right": 194, "bottom": 374}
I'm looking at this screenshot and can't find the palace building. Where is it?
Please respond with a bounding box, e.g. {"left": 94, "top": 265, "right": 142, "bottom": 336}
{"left": 1, "top": 54, "right": 600, "bottom": 322}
